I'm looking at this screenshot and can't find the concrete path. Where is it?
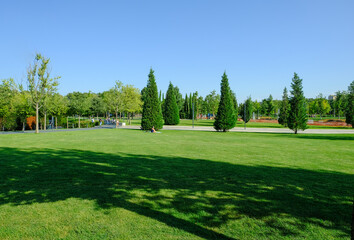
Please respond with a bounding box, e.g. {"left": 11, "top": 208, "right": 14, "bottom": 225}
{"left": 1, "top": 125, "right": 354, "bottom": 135}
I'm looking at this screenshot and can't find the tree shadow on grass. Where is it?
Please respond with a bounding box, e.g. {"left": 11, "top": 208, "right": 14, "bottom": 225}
{"left": 234, "top": 132, "right": 354, "bottom": 141}
{"left": 0, "top": 147, "right": 353, "bottom": 239}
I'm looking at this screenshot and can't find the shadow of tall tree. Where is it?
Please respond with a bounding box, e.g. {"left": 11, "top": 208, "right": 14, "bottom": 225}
{"left": 0, "top": 147, "right": 352, "bottom": 239}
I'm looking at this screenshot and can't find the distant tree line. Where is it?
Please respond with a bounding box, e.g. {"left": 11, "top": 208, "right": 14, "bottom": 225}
{"left": 1, "top": 54, "right": 353, "bottom": 132}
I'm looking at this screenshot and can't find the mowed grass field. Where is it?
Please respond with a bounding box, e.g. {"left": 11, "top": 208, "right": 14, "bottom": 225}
{"left": 125, "top": 119, "right": 352, "bottom": 129}
{"left": 0, "top": 129, "right": 353, "bottom": 239}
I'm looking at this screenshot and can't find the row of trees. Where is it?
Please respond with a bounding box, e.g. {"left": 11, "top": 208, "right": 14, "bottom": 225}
{"left": 1, "top": 54, "right": 353, "bottom": 132}
{"left": 0, "top": 54, "right": 143, "bottom": 132}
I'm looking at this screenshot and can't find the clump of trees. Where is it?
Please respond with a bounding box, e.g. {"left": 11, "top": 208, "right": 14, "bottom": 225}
{"left": 2, "top": 55, "right": 354, "bottom": 132}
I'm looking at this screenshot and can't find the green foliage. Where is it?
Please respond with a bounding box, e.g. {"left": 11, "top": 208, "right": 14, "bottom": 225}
{"left": 182, "top": 94, "right": 189, "bottom": 119}
{"left": 27, "top": 53, "right": 60, "bottom": 133}
{"left": 67, "top": 92, "right": 90, "bottom": 116}
{"left": 204, "top": 90, "right": 220, "bottom": 118}
{"left": 278, "top": 87, "right": 290, "bottom": 126}
{"left": 141, "top": 69, "right": 163, "bottom": 130}
{"left": 345, "top": 80, "right": 354, "bottom": 127}
{"left": 287, "top": 73, "right": 308, "bottom": 134}
{"left": 214, "top": 72, "right": 236, "bottom": 131}
{"left": 122, "top": 84, "right": 142, "bottom": 124}
{"left": 239, "top": 97, "right": 253, "bottom": 123}
{"left": 230, "top": 90, "right": 238, "bottom": 117}
{"left": 103, "top": 81, "right": 124, "bottom": 118}
{"left": 163, "top": 82, "right": 180, "bottom": 125}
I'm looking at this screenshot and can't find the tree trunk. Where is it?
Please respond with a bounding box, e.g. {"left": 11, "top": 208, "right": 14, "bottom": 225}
{"left": 97, "top": 113, "right": 98, "bottom": 121}
{"left": 55, "top": 116, "right": 58, "bottom": 129}
{"left": 79, "top": 115, "right": 81, "bottom": 128}
{"left": 67, "top": 116, "right": 68, "bottom": 129}
{"left": 119, "top": 112, "right": 121, "bottom": 120}
{"left": 35, "top": 103, "right": 39, "bottom": 134}
{"left": 44, "top": 111, "right": 47, "bottom": 130}
{"left": 22, "top": 121, "right": 25, "bottom": 132}
{"left": 115, "top": 112, "right": 118, "bottom": 128}
{"left": 295, "top": 129, "right": 298, "bottom": 134}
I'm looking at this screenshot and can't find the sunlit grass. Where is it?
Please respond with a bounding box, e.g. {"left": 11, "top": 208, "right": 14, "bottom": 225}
{"left": 0, "top": 130, "right": 353, "bottom": 239}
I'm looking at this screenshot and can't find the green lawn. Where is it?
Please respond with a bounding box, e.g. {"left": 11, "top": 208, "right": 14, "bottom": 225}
{"left": 125, "top": 118, "right": 352, "bottom": 129}
{"left": 0, "top": 130, "right": 353, "bottom": 239}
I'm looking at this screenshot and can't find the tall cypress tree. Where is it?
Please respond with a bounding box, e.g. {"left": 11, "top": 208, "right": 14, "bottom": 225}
{"left": 287, "top": 73, "right": 308, "bottom": 134}
{"left": 189, "top": 93, "right": 193, "bottom": 119}
{"left": 183, "top": 94, "right": 189, "bottom": 119}
{"left": 345, "top": 80, "right": 354, "bottom": 128}
{"left": 278, "top": 87, "right": 290, "bottom": 126}
{"left": 141, "top": 68, "right": 163, "bottom": 130}
{"left": 164, "top": 82, "right": 180, "bottom": 125}
{"left": 214, "top": 72, "right": 236, "bottom": 132}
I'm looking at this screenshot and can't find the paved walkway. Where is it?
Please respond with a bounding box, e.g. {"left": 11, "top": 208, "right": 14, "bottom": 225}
{"left": 1, "top": 125, "right": 354, "bottom": 134}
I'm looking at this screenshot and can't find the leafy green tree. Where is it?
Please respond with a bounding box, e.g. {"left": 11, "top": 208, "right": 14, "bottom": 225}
{"left": 0, "top": 79, "right": 18, "bottom": 130}
{"left": 214, "top": 72, "right": 236, "bottom": 132}
{"left": 163, "top": 82, "right": 180, "bottom": 125}
{"left": 90, "top": 94, "right": 106, "bottom": 120}
{"left": 334, "top": 91, "right": 346, "bottom": 119}
{"left": 253, "top": 100, "right": 261, "bottom": 119}
{"left": 103, "top": 81, "right": 124, "bottom": 123}
{"left": 14, "top": 90, "right": 35, "bottom": 131}
{"left": 67, "top": 92, "right": 90, "bottom": 128}
{"left": 141, "top": 69, "right": 163, "bottom": 130}
{"left": 239, "top": 97, "right": 253, "bottom": 123}
{"left": 316, "top": 94, "right": 331, "bottom": 119}
{"left": 278, "top": 87, "right": 290, "bottom": 126}
{"left": 204, "top": 90, "right": 220, "bottom": 118}
{"left": 230, "top": 90, "right": 238, "bottom": 117}
{"left": 345, "top": 80, "right": 354, "bottom": 127}
{"left": 266, "top": 94, "right": 275, "bottom": 116}
{"left": 260, "top": 99, "right": 268, "bottom": 115}
{"left": 122, "top": 85, "right": 143, "bottom": 125}
{"left": 27, "top": 53, "right": 60, "bottom": 133}
{"left": 48, "top": 93, "right": 68, "bottom": 129}
{"left": 287, "top": 73, "right": 308, "bottom": 134}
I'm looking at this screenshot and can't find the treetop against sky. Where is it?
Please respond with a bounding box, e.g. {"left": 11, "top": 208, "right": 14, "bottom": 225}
{"left": 1, "top": 1, "right": 353, "bottom": 102}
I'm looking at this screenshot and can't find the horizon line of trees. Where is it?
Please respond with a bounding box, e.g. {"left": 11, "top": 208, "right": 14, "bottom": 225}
{"left": 1, "top": 54, "right": 353, "bottom": 132}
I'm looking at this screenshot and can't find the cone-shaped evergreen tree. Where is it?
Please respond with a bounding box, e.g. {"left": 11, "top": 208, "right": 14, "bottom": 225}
{"left": 141, "top": 69, "right": 164, "bottom": 130}
{"left": 214, "top": 72, "right": 236, "bottom": 132}
{"left": 278, "top": 87, "right": 290, "bottom": 126}
{"left": 287, "top": 73, "right": 308, "bottom": 134}
{"left": 345, "top": 80, "right": 354, "bottom": 128}
{"left": 183, "top": 94, "right": 189, "bottom": 119}
{"left": 163, "top": 82, "right": 180, "bottom": 125}
{"left": 189, "top": 93, "right": 193, "bottom": 119}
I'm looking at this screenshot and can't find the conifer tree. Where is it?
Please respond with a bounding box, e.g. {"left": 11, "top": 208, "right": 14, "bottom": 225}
{"left": 189, "top": 93, "right": 193, "bottom": 119}
{"left": 141, "top": 69, "right": 163, "bottom": 130}
{"left": 287, "top": 73, "right": 308, "bottom": 134}
{"left": 278, "top": 87, "right": 290, "bottom": 126}
{"left": 183, "top": 94, "right": 189, "bottom": 118}
{"left": 345, "top": 80, "right": 354, "bottom": 128}
{"left": 214, "top": 72, "right": 236, "bottom": 132}
{"left": 239, "top": 97, "right": 253, "bottom": 123}
{"left": 163, "top": 82, "right": 180, "bottom": 125}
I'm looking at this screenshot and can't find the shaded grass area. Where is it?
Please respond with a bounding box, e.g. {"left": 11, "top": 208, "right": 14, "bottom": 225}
{"left": 0, "top": 130, "right": 353, "bottom": 239}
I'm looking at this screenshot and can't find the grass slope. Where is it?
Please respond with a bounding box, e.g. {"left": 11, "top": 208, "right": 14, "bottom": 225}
{"left": 0, "top": 130, "right": 353, "bottom": 239}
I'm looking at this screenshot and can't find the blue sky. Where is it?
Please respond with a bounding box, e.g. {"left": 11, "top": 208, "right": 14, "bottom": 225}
{"left": 1, "top": 0, "right": 353, "bottom": 102}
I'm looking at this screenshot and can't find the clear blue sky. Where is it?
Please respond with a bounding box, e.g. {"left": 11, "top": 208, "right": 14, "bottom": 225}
{"left": 1, "top": 0, "right": 353, "bottom": 102}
